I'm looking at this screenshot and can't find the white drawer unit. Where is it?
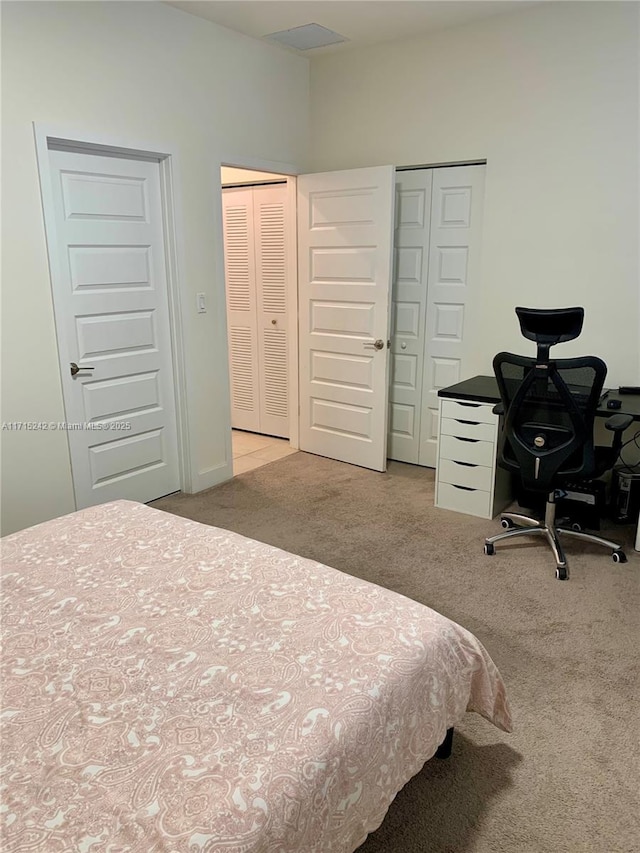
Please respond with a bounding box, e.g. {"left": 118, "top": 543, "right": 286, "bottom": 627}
{"left": 440, "top": 399, "right": 496, "bottom": 424}
{"left": 438, "top": 458, "right": 494, "bottom": 492}
{"left": 440, "top": 417, "right": 496, "bottom": 442}
{"left": 435, "top": 395, "right": 512, "bottom": 519}
{"left": 438, "top": 434, "right": 496, "bottom": 467}
{"left": 437, "top": 482, "right": 493, "bottom": 519}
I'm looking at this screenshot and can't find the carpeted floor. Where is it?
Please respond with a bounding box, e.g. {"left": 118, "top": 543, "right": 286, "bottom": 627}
{"left": 151, "top": 452, "right": 640, "bottom": 853}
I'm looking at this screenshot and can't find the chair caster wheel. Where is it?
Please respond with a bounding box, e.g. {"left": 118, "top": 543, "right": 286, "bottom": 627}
{"left": 612, "top": 550, "right": 627, "bottom": 564}
{"left": 555, "top": 566, "right": 568, "bottom": 581}
{"left": 484, "top": 543, "right": 495, "bottom": 556}
{"left": 500, "top": 518, "right": 514, "bottom": 530}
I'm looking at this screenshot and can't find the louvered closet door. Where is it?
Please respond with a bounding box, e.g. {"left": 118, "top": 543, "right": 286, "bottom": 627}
{"left": 254, "top": 184, "right": 289, "bottom": 438}
{"left": 223, "top": 184, "right": 289, "bottom": 438}
{"left": 222, "top": 188, "right": 260, "bottom": 432}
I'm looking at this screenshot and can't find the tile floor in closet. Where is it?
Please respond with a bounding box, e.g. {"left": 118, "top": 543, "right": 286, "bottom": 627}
{"left": 232, "top": 430, "right": 298, "bottom": 475}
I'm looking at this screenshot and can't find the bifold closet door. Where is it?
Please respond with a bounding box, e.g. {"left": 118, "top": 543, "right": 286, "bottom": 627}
{"left": 222, "top": 184, "right": 289, "bottom": 438}
{"left": 223, "top": 187, "right": 260, "bottom": 432}
{"left": 418, "top": 165, "right": 486, "bottom": 467}
{"left": 388, "top": 165, "right": 486, "bottom": 467}
{"left": 253, "top": 185, "right": 289, "bottom": 438}
{"left": 388, "top": 170, "right": 433, "bottom": 464}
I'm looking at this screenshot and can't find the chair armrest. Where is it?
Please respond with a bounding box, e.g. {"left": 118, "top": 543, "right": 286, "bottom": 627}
{"left": 492, "top": 402, "right": 504, "bottom": 416}
{"left": 605, "top": 414, "right": 633, "bottom": 432}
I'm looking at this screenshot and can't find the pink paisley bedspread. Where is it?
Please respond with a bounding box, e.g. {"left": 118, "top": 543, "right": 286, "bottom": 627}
{"left": 1, "top": 500, "right": 511, "bottom": 853}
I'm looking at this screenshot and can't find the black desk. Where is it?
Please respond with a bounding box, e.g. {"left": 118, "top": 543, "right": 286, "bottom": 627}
{"left": 437, "top": 376, "right": 640, "bottom": 546}
{"left": 438, "top": 375, "right": 640, "bottom": 422}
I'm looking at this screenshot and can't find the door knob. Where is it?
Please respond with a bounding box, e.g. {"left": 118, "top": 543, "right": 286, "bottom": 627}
{"left": 70, "top": 362, "right": 95, "bottom": 376}
{"left": 363, "top": 339, "right": 384, "bottom": 350}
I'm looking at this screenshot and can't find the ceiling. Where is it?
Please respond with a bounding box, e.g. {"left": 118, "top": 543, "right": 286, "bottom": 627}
{"left": 164, "top": 1, "right": 540, "bottom": 55}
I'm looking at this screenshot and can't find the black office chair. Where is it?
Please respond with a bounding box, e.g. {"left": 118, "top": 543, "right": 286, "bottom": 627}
{"left": 484, "top": 307, "right": 632, "bottom": 580}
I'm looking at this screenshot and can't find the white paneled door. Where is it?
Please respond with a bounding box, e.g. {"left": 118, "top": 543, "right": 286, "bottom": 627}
{"left": 297, "top": 167, "right": 395, "bottom": 471}
{"left": 419, "top": 165, "right": 486, "bottom": 467}
{"left": 388, "top": 170, "right": 433, "bottom": 464}
{"left": 45, "top": 149, "right": 180, "bottom": 508}
{"left": 387, "top": 165, "right": 486, "bottom": 468}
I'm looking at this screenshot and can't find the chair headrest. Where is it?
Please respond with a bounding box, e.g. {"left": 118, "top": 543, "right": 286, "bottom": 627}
{"left": 515, "top": 307, "right": 584, "bottom": 346}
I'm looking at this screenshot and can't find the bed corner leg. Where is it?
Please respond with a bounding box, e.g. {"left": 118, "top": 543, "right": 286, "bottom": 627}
{"left": 435, "top": 727, "right": 454, "bottom": 759}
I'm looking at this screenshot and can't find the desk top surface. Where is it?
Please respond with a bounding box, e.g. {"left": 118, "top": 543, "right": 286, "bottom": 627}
{"left": 438, "top": 375, "right": 640, "bottom": 421}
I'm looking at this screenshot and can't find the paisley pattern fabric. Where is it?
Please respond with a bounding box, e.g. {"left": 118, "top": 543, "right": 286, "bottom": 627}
{"left": 1, "top": 500, "right": 512, "bottom": 853}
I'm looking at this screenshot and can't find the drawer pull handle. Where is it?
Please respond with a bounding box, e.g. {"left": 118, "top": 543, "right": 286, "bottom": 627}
{"left": 455, "top": 419, "right": 481, "bottom": 426}
{"left": 453, "top": 460, "right": 477, "bottom": 467}
{"left": 454, "top": 436, "right": 479, "bottom": 443}
{"left": 452, "top": 484, "right": 477, "bottom": 492}
{"left": 456, "top": 401, "right": 480, "bottom": 407}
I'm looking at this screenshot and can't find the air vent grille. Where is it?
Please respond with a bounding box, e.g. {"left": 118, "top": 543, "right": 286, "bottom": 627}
{"left": 263, "top": 23, "right": 348, "bottom": 51}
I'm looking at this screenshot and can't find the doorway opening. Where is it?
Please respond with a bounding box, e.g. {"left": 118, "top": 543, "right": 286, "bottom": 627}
{"left": 220, "top": 165, "right": 299, "bottom": 476}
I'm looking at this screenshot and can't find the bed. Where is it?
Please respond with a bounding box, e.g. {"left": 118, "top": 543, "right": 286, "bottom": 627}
{"left": 1, "top": 500, "right": 512, "bottom": 852}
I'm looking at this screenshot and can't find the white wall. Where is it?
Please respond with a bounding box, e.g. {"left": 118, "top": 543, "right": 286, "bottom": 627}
{"left": 310, "top": 2, "right": 639, "bottom": 382}
{"left": 0, "top": 1, "right": 309, "bottom": 534}
{"left": 221, "top": 167, "right": 289, "bottom": 185}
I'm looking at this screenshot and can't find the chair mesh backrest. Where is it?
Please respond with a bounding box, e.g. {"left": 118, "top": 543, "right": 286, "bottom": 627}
{"left": 494, "top": 353, "right": 606, "bottom": 493}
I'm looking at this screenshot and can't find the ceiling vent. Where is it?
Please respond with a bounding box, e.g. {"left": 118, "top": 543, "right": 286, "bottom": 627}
{"left": 263, "top": 23, "right": 349, "bottom": 51}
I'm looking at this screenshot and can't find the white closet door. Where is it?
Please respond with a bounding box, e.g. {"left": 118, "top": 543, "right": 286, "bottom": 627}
{"left": 388, "top": 171, "right": 433, "bottom": 464}
{"left": 254, "top": 184, "right": 289, "bottom": 438}
{"left": 222, "top": 188, "right": 260, "bottom": 432}
{"left": 298, "top": 166, "right": 395, "bottom": 471}
{"left": 418, "top": 165, "right": 486, "bottom": 467}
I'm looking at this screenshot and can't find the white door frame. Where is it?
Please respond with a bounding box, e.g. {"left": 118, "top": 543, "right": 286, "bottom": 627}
{"left": 33, "top": 123, "right": 193, "bottom": 500}
{"left": 219, "top": 154, "right": 300, "bottom": 450}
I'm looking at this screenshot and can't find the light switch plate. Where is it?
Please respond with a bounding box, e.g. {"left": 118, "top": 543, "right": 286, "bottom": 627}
{"left": 197, "top": 292, "right": 206, "bottom": 313}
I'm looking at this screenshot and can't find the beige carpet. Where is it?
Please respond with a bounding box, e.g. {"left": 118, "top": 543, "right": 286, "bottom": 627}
{"left": 151, "top": 452, "right": 640, "bottom": 853}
